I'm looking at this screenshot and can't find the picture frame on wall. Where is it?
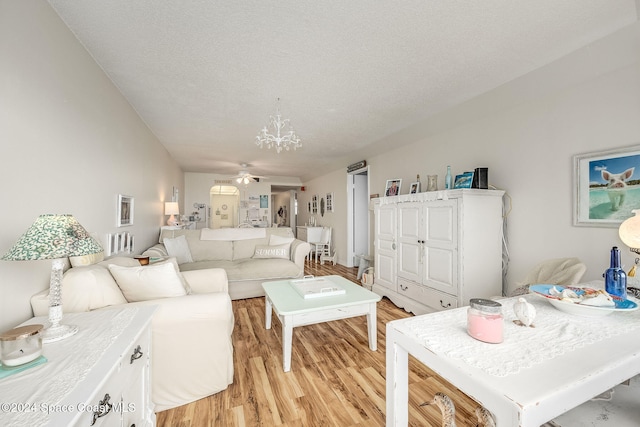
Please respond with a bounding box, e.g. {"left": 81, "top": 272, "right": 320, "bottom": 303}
{"left": 117, "top": 194, "right": 134, "bottom": 227}
{"left": 409, "top": 181, "right": 420, "bottom": 194}
{"left": 574, "top": 144, "right": 640, "bottom": 227}
{"left": 385, "top": 179, "right": 401, "bottom": 196}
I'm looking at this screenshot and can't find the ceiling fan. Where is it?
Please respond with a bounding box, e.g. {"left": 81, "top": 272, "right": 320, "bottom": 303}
{"left": 229, "top": 164, "right": 266, "bottom": 184}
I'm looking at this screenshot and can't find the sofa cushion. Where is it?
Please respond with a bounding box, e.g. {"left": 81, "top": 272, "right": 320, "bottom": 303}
{"left": 179, "top": 259, "right": 302, "bottom": 282}
{"left": 252, "top": 243, "right": 290, "bottom": 259}
{"left": 61, "top": 263, "right": 128, "bottom": 312}
{"left": 109, "top": 261, "right": 187, "bottom": 302}
{"left": 233, "top": 237, "right": 268, "bottom": 260}
{"left": 163, "top": 235, "right": 194, "bottom": 264}
{"left": 269, "top": 234, "right": 294, "bottom": 246}
{"left": 187, "top": 234, "right": 233, "bottom": 262}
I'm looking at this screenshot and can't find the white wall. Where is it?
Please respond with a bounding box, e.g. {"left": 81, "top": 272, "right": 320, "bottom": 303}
{"left": 308, "top": 22, "right": 640, "bottom": 293}
{"left": 0, "top": 1, "right": 183, "bottom": 331}
{"left": 299, "top": 169, "right": 349, "bottom": 263}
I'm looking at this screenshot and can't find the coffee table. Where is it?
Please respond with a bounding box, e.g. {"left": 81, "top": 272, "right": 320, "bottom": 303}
{"left": 262, "top": 275, "right": 381, "bottom": 372}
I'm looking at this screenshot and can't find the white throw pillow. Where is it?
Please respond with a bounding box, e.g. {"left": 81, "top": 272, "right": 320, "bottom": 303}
{"left": 108, "top": 261, "right": 187, "bottom": 302}
{"left": 163, "top": 235, "right": 194, "bottom": 264}
{"left": 253, "top": 243, "right": 290, "bottom": 259}
{"left": 269, "top": 235, "right": 294, "bottom": 246}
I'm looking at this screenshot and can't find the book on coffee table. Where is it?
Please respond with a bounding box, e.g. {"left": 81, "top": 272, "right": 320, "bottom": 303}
{"left": 291, "top": 277, "right": 346, "bottom": 299}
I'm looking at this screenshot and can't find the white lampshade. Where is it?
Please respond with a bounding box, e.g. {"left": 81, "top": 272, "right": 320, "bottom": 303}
{"left": 164, "top": 202, "right": 179, "bottom": 215}
{"left": 619, "top": 210, "right": 640, "bottom": 251}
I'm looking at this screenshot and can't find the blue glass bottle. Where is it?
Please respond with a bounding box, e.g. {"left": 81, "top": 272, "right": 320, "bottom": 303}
{"left": 445, "top": 166, "right": 452, "bottom": 189}
{"left": 604, "top": 246, "right": 627, "bottom": 298}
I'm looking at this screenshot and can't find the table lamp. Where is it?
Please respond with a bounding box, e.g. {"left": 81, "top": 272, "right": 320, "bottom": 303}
{"left": 619, "top": 210, "right": 640, "bottom": 254}
{"left": 2, "top": 214, "right": 103, "bottom": 343}
{"left": 165, "top": 202, "right": 180, "bottom": 226}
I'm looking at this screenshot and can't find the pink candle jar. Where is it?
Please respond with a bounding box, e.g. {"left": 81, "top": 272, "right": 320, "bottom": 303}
{"left": 467, "top": 298, "right": 503, "bottom": 344}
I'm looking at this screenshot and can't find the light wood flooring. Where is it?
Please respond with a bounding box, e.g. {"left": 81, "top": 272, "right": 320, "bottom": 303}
{"left": 156, "top": 261, "right": 483, "bottom": 426}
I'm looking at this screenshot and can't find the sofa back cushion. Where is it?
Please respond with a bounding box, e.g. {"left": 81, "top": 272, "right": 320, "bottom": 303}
{"left": 188, "top": 235, "right": 233, "bottom": 262}
{"left": 61, "top": 263, "right": 128, "bottom": 313}
{"left": 108, "top": 261, "right": 188, "bottom": 302}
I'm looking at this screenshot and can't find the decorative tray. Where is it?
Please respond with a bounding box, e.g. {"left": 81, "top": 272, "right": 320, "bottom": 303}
{"left": 529, "top": 284, "right": 638, "bottom": 317}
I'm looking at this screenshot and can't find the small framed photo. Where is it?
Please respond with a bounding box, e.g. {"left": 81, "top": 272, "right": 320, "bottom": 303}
{"left": 454, "top": 172, "right": 474, "bottom": 189}
{"left": 574, "top": 144, "right": 640, "bottom": 227}
{"left": 117, "top": 194, "right": 134, "bottom": 227}
{"left": 385, "top": 179, "right": 402, "bottom": 196}
{"left": 409, "top": 182, "right": 420, "bottom": 194}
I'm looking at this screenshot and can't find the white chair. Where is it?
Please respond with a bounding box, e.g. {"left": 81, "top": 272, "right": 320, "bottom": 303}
{"left": 509, "top": 257, "right": 587, "bottom": 296}
{"left": 310, "top": 227, "right": 332, "bottom": 264}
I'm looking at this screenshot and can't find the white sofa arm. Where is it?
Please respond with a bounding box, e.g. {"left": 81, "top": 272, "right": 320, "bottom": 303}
{"left": 122, "top": 292, "right": 234, "bottom": 411}
{"left": 181, "top": 268, "right": 229, "bottom": 294}
{"left": 291, "top": 239, "right": 311, "bottom": 268}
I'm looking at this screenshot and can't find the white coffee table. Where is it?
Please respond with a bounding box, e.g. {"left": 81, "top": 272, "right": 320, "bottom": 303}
{"left": 262, "top": 275, "right": 381, "bottom": 372}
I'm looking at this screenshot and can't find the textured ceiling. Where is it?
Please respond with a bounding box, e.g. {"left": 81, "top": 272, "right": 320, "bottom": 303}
{"left": 48, "top": 0, "right": 638, "bottom": 181}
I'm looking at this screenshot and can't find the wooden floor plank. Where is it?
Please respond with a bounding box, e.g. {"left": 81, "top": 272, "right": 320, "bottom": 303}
{"left": 157, "top": 262, "right": 483, "bottom": 426}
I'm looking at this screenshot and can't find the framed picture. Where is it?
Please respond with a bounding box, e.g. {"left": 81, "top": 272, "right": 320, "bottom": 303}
{"left": 454, "top": 172, "right": 474, "bottom": 189}
{"left": 574, "top": 144, "right": 640, "bottom": 227}
{"left": 385, "top": 179, "right": 402, "bottom": 196}
{"left": 312, "top": 195, "right": 318, "bottom": 214}
{"left": 326, "top": 192, "right": 334, "bottom": 212}
{"left": 409, "top": 181, "right": 420, "bottom": 194}
{"left": 117, "top": 194, "right": 134, "bottom": 227}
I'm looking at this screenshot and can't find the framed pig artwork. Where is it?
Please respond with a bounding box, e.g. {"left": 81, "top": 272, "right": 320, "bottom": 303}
{"left": 574, "top": 144, "right": 640, "bottom": 227}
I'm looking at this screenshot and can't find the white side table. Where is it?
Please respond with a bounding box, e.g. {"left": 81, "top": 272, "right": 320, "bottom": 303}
{"left": 0, "top": 306, "right": 156, "bottom": 427}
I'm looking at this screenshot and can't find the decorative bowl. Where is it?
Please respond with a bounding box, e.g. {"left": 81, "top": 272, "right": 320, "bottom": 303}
{"left": 529, "top": 284, "right": 638, "bottom": 317}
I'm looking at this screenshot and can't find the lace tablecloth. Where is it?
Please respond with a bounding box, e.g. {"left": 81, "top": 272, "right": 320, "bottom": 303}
{"left": 0, "top": 307, "right": 137, "bottom": 426}
{"left": 398, "top": 295, "right": 640, "bottom": 377}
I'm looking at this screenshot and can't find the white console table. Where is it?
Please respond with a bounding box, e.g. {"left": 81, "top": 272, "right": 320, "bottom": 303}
{"left": 0, "top": 306, "right": 156, "bottom": 427}
{"left": 386, "top": 294, "right": 640, "bottom": 426}
{"left": 296, "top": 226, "right": 322, "bottom": 243}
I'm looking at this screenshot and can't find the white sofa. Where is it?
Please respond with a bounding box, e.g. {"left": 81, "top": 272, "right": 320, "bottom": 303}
{"left": 142, "top": 227, "right": 311, "bottom": 300}
{"left": 30, "top": 257, "right": 234, "bottom": 412}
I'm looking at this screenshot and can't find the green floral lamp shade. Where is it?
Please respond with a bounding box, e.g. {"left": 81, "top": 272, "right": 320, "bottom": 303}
{"left": 2, "top": 214, "right": 103, "bottom": 261}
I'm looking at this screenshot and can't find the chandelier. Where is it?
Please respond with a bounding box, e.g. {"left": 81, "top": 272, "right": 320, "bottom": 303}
{"left": 255, "top": 98, "right": 302, "bottom": 153}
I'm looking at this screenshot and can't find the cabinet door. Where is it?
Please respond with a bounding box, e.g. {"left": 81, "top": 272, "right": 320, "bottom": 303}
{"left": 397, "top": 202, "right": 423, "bottom": 283}
{"left": 423, "top": 200, "right": 458, "bottom": 295}
{"left": 374, "top": 203, "right": 397, "bottom": 289}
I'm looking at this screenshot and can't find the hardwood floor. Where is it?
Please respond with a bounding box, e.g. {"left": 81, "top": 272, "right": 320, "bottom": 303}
{"left": 156, "top": 261, "right": 482, "bottom": 426}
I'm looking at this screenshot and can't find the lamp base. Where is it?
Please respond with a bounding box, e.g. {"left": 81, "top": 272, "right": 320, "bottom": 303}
{"left": 41, "top": 323, "right": 78, "bottom": 343}
{"left": 167, "top": 215, "right": 179, "bottom": 226}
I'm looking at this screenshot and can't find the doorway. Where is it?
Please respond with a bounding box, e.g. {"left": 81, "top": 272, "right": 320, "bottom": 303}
{"left": 346, "top": 167, "right": 369, "bottom": 268}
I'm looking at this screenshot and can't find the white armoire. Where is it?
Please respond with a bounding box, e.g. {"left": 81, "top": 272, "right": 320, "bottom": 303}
{"left": 372, "top": 189, "right": 504, "bottom": 315}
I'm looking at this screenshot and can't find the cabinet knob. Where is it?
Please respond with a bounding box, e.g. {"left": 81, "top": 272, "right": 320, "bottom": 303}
{"left": 400, "top": 284, "right": 408, "bottom": 291}
{"left": 130, "top": 345, "right": 143, "bottom": 364}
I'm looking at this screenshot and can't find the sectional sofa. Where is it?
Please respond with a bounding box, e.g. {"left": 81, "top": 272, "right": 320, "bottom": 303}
{"left": 141, "top": 227, "right": 311, "bottom": 300}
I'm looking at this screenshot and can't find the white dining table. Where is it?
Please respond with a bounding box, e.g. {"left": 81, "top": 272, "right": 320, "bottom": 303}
{"left": 386, "top": 292, "right": 640, "bottom": 426}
